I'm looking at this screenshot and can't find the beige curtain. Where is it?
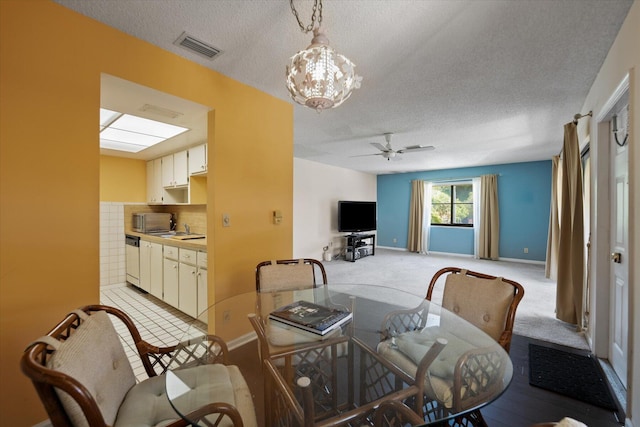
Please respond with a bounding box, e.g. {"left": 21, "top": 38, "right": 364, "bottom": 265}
{"left": 556, "top": 123, "right": 584, "bottom": 325}
{"left": 545, "top": 156, "right": 561, "bottom": 279}
{"left": 407, "top": 180, "right": 425, "bottom": 252}
{"left": 478, "top": 174, "right": 499, "bottom": 259}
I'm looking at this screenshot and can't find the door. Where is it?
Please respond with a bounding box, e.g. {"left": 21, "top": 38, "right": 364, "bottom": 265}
{"left": 609, "top": 104, "right": 629, "bottom": 387}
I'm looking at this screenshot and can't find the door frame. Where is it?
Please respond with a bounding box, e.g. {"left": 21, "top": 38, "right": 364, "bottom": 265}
{"left": 590, "top": 74, "right": 630, "bottom": 365}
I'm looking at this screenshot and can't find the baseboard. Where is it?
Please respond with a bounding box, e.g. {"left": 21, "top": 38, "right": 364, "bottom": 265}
{"left": 376, "top": 247, "right": 545, "bottom": 265}
{"left": 227, "top": 331, "right": 256, "bottom": 350}
{"left": 498, "top": 257, "right": 545, "bottom": 265}
{"left": 428, "top": 251, "right": 474, "bottom": 258}
{"left": 33, "top": 420, "right": 52, "bottom": 427}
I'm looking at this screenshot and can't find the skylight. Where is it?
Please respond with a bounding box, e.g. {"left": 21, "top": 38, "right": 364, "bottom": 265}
{"left": 99, "top": 108, "right": 189, "bottom": 153}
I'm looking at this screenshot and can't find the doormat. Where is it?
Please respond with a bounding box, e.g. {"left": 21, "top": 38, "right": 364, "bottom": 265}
{"left": 529, "top": 343, "right": 617, "bottom": 411}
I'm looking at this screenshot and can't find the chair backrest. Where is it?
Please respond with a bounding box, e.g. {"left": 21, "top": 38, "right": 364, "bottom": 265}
{"left": 256, "top": 258, "right": 327, "bottom": 291}
{"left": 20, "top": 305, "right": 144, "bottom": 427}
{"left": 426, "top": 267, "right": 524, "bottom": 352}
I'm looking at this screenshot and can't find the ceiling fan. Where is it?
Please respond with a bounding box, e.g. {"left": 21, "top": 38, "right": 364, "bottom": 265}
{"left": 353, "top": 133, "right": 435, "bottom": 161}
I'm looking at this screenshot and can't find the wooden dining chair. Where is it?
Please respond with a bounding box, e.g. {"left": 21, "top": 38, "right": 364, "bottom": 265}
{"left": 426, "top": 267, "right": 524, "bottom": 353}
{"left": 378, "top": 267, "right": 524, "bottom": 427}
{"left": 21, "top": 304, "right": 257, "bottom": 427}
{"left": 373, "top": 400, "right": 424, "bottom": 426}
{"left": 255, "top": 258, "right": 327, "bottom": 291}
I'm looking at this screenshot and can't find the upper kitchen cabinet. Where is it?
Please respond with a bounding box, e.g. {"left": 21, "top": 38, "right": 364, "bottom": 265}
{"left": 162, "top": 150, "right": 189, "bottom": 188}
{"left": 146, "top": 158, "right": 163, "bottom": 204}
{"left": 188, "top": 144, "right": 207, "bottom": 175}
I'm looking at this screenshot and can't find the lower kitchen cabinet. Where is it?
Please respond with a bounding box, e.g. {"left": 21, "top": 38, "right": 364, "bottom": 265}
{"left": 163, "top": 248, "right": 179, "bottom": 308}
{"left": 158, "top": 244, "right": 207, "bottom": 319}
{"left": 197, "top": 251, "right": 208, "bottom": 317}
{"left": 140, "top": 240, "right": 163, "bottom": 298}
{"left": 179, "top": 248, "right": 198, "bottom": 318}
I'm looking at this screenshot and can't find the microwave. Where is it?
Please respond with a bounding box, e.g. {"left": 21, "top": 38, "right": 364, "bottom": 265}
{"left": 132, "top": 212, "right": 172, "bottom": 233}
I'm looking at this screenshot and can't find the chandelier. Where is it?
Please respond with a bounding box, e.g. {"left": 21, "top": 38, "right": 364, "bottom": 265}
{"left": 286, "top": 0, "right": 362, "bottom": 112}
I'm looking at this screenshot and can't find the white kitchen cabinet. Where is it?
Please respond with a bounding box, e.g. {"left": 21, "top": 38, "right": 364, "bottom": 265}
{"left": 161, "top": 244, "right": 206, "bottom": 319}
{"left": 162, "top": 150, "right": 189, "bottom": 188}
{"left": 189, "top": 144, "right": 207, "bottom": 175}
{"left": 139, "top": 240, "right": 163, "bottom": 298}
{"left": 163, "top": 245, "right": 179, "bottom": 308}
{"left": 197, "top": 252, "right": 208, "bottom": 318}
{"left": 146, "top": 158, "right": 163, "bottom": 204}
{"left": 179, "top": 248, "right": 198, "bottom": 318}
{"left": 161, "top": 154, "right": 174, "bottom": 187}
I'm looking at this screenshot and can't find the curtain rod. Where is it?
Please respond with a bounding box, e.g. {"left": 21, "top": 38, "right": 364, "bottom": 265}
{"left": 417, "top": 174, "right": 502, "bottom": 183}
{"left": 572, "top": 110, "right": 592, "bottom": 124}
{"left": 558, "top": 110, "right": 593, "bottom": 156}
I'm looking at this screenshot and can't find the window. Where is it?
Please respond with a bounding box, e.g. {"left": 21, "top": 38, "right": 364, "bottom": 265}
{"left": 431, "top": 183, "right": 473, "bottom": 226}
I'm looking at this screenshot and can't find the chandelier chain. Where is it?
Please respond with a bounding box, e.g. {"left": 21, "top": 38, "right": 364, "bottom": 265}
{"left": 289, "top": 0, "right": 322, "bottom": 33}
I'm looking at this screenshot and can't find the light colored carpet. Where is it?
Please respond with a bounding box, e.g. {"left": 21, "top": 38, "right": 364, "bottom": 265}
{"left": 322, "top": 248, "right": 589, "bottom": 350}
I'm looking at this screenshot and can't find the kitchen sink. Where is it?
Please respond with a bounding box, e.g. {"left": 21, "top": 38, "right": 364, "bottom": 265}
{"left": 145, "top": 231, "right": 205, "bottom": 239}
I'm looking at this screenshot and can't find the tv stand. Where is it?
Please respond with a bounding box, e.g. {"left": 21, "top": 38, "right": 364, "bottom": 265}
{"left": 345, "top": 233, "right": 375, "bottom": 262}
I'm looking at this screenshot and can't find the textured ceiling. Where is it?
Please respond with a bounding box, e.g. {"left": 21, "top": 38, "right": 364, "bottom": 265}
{"left": 55, "top": 0, "right": 633, "bottom": 174}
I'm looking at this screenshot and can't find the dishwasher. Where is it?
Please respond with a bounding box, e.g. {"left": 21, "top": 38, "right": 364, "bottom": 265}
{"left": 125, "top": 234, "right": 140, "bottom": 286}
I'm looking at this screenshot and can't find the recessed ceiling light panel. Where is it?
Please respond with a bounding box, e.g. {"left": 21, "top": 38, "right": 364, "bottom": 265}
{"left": 99, "top": 108, "right": 189, "bottom": 153}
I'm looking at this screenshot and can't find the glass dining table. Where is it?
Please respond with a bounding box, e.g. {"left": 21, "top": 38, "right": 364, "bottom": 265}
{"left": 165, "top": 284, "right": 513, "bottom": 427}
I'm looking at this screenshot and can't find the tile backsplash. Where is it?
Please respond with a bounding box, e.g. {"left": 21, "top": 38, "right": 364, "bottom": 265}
{"left": 123, "top": 204, "right": 207, "bottom": 234}
{"left": 100, "top": 202, "right": 125, "bottom": 287}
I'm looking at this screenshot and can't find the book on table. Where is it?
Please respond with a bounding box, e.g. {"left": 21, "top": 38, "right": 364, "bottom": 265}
{"left": 269, "top": 300, "right": 353, "bottom": 336}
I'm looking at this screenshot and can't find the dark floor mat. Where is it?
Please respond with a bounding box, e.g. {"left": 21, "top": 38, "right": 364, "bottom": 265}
{"left": 529, "top": 343, "right": 617, "bottom": 411}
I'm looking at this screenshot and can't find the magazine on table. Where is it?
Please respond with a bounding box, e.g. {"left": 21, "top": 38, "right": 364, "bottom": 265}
{"left": 268, "top": 300, "right": 352, "bottom": 336}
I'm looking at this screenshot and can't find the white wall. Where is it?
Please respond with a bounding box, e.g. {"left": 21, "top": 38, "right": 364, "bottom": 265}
{"left": 293, "top": 158, "right": 377, "bottom": 260}
{"left": 579, "top": 2, "right": 639, "bottom": 425}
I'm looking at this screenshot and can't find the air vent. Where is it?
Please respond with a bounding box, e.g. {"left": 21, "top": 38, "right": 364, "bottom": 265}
{"left": 139, "top": 104, "right": 183, "bottom": 119}
{"left": 174, "top": 32, "right": 222, "bottom": 60}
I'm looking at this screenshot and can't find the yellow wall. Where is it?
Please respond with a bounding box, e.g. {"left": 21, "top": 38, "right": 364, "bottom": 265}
{"left": 0, "top": 1, "right": 293, "bottom": 425}
{"left": 100, "top": 155, "right": 147, "bottom": 202}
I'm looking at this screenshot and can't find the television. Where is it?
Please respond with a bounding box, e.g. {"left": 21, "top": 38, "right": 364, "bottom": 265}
{"left": 338, "top": 201, "right": 377, "bottom": 233}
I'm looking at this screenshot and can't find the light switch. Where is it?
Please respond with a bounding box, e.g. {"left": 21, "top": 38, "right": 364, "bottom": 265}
{"left": 222, "top": 213, "right": 230, "bottom": 227}
{"left": 273, "top": 210, "right": 283, "bottom": 225}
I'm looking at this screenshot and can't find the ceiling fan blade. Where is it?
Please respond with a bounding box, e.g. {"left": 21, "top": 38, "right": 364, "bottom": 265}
{"left": 371, "top": 142, "right": 388, "bottom": 152}
{"left": 350, "top": 152, "right": 384, "bottom": 158}
{"left": 398, "top": 145, "right": 435, "bottom": 153}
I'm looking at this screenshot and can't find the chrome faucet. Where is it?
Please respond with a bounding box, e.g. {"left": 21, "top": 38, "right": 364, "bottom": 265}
{"left": 184, "top": 223, "right": 190, "bottom": 235}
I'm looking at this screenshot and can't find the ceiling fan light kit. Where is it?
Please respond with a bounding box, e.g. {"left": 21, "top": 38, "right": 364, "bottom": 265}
{"left": 286, "top": 0, "right": 362, "bottom": 113}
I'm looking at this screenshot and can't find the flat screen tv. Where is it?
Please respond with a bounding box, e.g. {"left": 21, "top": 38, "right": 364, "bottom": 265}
{"left": 338, "top": 201, "right": 376, "bottom": 233}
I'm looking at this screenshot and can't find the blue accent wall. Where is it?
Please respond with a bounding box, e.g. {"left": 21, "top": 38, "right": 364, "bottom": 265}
{"left": 377, "top": 160, "right": 551, "bottom": 261}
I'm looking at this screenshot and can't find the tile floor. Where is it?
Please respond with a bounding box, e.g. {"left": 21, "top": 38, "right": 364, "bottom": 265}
{"left": 100, "top": 283, "right": 196, "bottom": 381}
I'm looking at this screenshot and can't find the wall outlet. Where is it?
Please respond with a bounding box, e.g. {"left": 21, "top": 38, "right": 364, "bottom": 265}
{"left": 222, "top": 213, "right": 230, "bottom": 227}
{"left": 223, "top": 310, "right": 231, "bottom": 323}
{"left": 524, "top": 247, "right": 529, "bottom": 254}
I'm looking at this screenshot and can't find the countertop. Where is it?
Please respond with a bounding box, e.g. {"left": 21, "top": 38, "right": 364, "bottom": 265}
{"left": 126, "top": 230, "right": 207, "bottom": 251}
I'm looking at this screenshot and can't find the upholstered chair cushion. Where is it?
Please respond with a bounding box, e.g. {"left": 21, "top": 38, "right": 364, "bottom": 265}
{"left": 258, "top": 260, "right": 314, "bottom": 291}
{"left": 46, "top": 311, "right": 136, "bottom": 427}
{"left": 377, "top": 328, "right": 478, "bottom": 408}
{"left": 442, "top": 271, "right": 514, "bottom": 342}
{"left": 116, "top": 364, "right": 257, "bottom": 427}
